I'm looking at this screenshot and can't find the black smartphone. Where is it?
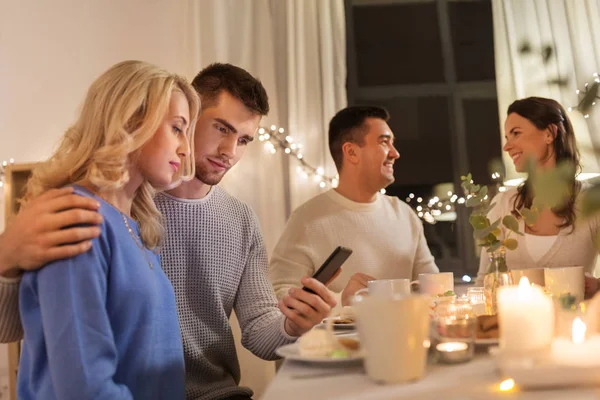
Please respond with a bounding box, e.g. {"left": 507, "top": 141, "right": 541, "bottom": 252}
{"left": 302, "top": 246, "right": 353, "bottom": 294}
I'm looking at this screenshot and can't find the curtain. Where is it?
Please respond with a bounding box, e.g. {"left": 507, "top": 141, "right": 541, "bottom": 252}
{"left": 187, "top": 1, "right": 346, "bottom": 396}
{"left": 493, "top": 0, "right": 600, "bottom": 182}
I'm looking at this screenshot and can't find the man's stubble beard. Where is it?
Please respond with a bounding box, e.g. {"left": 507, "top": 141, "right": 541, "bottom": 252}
{"left": 195, "top": 162, "right": 226, "bottom": 186}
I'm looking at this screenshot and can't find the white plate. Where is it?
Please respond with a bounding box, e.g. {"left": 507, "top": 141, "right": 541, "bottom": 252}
{"left": 475, "top": 337, "right": 499, "bottom": 346}
{"left": 275, "top": 343, "right": 364, "bottom": 364}
{"left": 490, "top": 347, "right": 600, "bottom": 389}
{"left": 320, "top": 316, "right": 356, "bottom": 330}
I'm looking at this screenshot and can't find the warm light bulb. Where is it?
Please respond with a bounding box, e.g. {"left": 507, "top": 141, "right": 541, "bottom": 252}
{"left": 319, "top": 181, "right": 326, "bottom": 188}
{"left": 285, "top": 135, "right": 293, "bottom": 143}
{"left": 279, "top": 127, "right": 285, "bottom": 133}
{"left": 380, "top": 188, "right": 386, "bottom": 194}
{"left": 284, "top": 148, "right": 291, "bottom": 154}
{"left": 270, "top": 125, "right": 276, "bottom": 131}
{"left": 258, "top": 128, "right": 265, "bottom": 134}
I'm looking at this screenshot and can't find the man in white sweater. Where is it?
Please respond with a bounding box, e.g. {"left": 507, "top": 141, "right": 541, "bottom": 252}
{"left": 269, "top": 106, "right": 439, "bottom": 307}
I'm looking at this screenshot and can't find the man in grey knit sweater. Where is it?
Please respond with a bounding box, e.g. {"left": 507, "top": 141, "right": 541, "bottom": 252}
{"left": 0, "top": 64, "right": 336, "bottom": 400}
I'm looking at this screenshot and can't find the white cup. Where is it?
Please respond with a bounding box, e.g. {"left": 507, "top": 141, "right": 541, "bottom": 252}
{"left": 510, "top": 268, "right": 545, "bottom": 287}
{"left": 353, "top": 294, "right": 431, "bottom": 384}
{"left": 411, "top": 272, "right": 454, "bottom": 296}
{"left": 354, "top": 278, "right": 411, "bottom": 299}
{"left": 544, "top": 266, "right": 585, "bottom": 303}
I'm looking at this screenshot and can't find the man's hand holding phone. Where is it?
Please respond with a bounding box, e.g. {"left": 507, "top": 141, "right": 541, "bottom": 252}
{"left": 279, "top": 276, "right": 338, "bottom": 337}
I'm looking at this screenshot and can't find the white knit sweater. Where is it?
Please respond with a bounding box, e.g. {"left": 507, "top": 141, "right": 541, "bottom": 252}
{"left": 269, "top": 189, "right": 439, "bottom": 302}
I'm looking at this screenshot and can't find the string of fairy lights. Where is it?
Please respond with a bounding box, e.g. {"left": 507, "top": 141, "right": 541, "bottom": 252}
{"left": 258, "top": 124, "right": 342, "bottom": 190}
{"left": 403, "top": 173, "right": 506, "bottom": 224}
{"left": 567, "top": 73, "right": 600, "bottom": 118}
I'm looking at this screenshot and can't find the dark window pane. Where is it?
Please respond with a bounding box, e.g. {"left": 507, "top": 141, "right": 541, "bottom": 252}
{"left": 352, "top": 3, "right": 445, "bottom": 85}
{"left": 449, "top": 0, "right": 496, "bottom": 82}
{"left": 463, "top": 98, "right": 503, "bottom": 184}
{"left": 356, "top": 96, "right": 453, "bottom": 185}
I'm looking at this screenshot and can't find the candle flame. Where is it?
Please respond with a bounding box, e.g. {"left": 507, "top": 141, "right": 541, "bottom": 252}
{"left": 517, "top": 276, "right": 532, "bottom": 300}
{"left": 572, "top": 317, "right": 586, "bottom": 344}
{"left": 499, "top": 378, "right": 515, "bottom": 391}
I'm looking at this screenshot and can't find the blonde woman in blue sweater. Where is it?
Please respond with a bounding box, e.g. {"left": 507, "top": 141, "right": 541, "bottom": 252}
{"left": 17, "top": 60, "right": 199, "bottom": 400}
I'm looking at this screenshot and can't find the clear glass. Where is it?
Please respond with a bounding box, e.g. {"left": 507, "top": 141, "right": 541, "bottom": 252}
{"left": 431, "top": 299, "right": 477, "bottom": 363}
{"left": 466, "top": 287, "right": 486, "bottom": 316}
{"left": 483, "top": 249, "right": 513, "bottom": 315}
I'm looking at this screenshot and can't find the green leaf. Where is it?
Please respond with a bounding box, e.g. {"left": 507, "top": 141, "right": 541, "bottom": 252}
{"left": 487, "top": 240, "right": 503, "bottom": 253}
{"left": 521, "top": 208, "right": 539, "bottom": 226}
{"left": 460, "top": 175, "right": 466, "bottom": 181}
{"left": 465, "top": 197, "right": 481, "bottom": 208}
{"left": 466, "top": 173, "right": 472, "bottom": 182}
{"left": 532, "top": 196, "right": 546, "bottom": 211}
{"left": 502, "top": 215, "right": 521, "bottom": 234}
{"left": 478, "top": 186, "right": 488, "bottom": 199}
{"left": 472, "top": 184, "right": 481, "bottom": 193}
{"left": 581, "top": 185, "right": 600, "bottom": 218}
{"left": 475, "top": 219, "right": 501, "bottom": 239}
{"left": 469, "top": 215, "right": 489, "bottom": 230}
{"left": 504, "top": 238, "right": 518, "bottom": 250}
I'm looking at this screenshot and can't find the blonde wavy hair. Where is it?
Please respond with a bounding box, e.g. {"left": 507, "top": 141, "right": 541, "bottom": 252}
{"left": 24, "top": 60, "right": 200, "bottom": 249}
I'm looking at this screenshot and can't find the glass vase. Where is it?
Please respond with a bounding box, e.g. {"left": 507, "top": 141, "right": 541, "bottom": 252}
{"left": 483, "top": 249, "right": 513, "bottom": 315}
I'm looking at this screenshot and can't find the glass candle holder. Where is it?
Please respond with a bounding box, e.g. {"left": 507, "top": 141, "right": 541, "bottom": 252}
{"left": 432, "top": 299, "right": 477, "bottom": 364}
{"left": 467, "top": 287, "right": 486, "bottom": 316}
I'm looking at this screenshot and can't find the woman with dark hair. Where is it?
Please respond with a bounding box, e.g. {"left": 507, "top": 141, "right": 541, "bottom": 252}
{"left": 475, "top": 97, "right": 600, "bottom": 297}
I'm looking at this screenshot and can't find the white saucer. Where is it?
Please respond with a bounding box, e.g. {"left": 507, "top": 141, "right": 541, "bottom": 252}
{"left": 275, "top": 343, "right": 364, "bottom": 364}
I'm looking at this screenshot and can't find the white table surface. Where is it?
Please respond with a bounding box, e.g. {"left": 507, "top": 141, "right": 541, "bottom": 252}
{"left": 263, "top": 348, "right": 600, "bottom": 400}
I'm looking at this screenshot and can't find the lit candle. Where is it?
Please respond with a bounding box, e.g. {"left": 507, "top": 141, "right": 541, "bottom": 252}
{"left": 551, "top": 318, "right": 600, "bottom": 366}
{"left": 497, "top": 277, "right": 554, "bottom": 353}
{"left": 435, "top": 342, "right": 470, "bottom": 363}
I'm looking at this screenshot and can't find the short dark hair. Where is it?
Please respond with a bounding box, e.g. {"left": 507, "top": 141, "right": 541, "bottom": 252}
{"left": 328, "top": 106, "right": 390, "bottom": 171}
{"left": 191, "top": 63, "right": 269, "bottom": 116}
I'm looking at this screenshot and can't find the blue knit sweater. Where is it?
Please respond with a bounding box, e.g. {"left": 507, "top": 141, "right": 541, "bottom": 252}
{"left": 17, "top": 186, "right": 185, "bottom": 400}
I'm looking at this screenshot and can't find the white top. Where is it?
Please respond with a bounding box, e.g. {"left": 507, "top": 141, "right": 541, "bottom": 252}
{"left": 525, "top": 233, "right": 558, "bottom": 262}
{"left": 475, "top": 188, "right": 600, "bottom": 285}
{"left": 269, "top": 189, "right": 439, "bottom": 304}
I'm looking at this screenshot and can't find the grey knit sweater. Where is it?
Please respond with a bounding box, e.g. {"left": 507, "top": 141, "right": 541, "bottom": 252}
{"left": 0, "top": 186, "right": 296, "bottom": 400}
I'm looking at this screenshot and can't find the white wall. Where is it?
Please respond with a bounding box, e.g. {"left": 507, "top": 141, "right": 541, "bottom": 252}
{"left": 0, "top": 0, "right": 191, "bottom": 165}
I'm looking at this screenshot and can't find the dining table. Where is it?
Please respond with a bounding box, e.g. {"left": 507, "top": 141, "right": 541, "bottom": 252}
{"left": 263, "top": 335, "right": 600, "bottom": 400}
